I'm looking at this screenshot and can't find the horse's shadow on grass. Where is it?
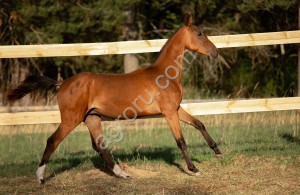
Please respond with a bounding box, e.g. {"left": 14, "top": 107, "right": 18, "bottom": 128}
{"left": 46, "top": 146, "right": 201, "bottom": 180}
{"left": 46, "top": 151, "right": 94, "bottom": 180}
{"left": 280, "top": 133, "right": 300, "bottom": 145}
{"left": 91, "top": 147, "right": 188, "bottom": 174}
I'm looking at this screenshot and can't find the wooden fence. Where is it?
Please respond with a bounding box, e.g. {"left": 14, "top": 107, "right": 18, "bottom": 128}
{"left": 0, "top": 31, "right": 300, "bottom": 58}
{"left": 0, "top": 30, "right": 300, "bottom": 125}
{"left": 0, "top": 97, "right": 300, "bottom": 126}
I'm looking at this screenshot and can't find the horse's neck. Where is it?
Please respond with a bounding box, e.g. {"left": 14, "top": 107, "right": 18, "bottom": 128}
{"left": 153, "top": 30, "right": 186, "bottom": 75}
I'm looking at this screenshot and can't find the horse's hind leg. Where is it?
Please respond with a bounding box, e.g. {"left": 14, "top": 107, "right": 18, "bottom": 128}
{"left": 36, "top": 120, "right": 80, "bottom": 184}
{"left": 85, "top": 114, "right": 130, "bottom": 179}
{"left": 178, "top": 107, "right": 222, "bottom": 157}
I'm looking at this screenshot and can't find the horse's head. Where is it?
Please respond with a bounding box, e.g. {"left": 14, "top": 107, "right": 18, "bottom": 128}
{"left": 183, "top": 15, "right": 218, "bottom": 58}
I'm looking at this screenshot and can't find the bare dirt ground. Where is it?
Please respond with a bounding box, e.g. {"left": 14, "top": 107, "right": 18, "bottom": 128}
{"left": 1, "top": 155, "right": 299, "bottom": 194}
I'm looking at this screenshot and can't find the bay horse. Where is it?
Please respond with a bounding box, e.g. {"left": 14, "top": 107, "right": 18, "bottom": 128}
{"left": 7, "top": 15, "right": 221, "bottom": 184}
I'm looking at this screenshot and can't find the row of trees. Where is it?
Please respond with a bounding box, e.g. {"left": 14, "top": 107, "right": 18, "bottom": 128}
{"left": 0, "top": 0, "right": 298, "bottom": 105}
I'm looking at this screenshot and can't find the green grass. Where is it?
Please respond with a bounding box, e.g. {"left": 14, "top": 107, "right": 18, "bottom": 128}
{"left": 0, "top": 111, "right": 299, "bottom": 179}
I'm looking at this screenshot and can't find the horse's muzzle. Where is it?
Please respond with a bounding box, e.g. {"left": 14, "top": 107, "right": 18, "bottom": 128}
{"left": 210, "top": 50, "right": 218, "bottom": 59}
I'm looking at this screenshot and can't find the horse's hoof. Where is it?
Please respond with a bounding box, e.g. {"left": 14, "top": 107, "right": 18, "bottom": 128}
{"left": 39, "top": 179, "right": 45, "bottom": 184}
{"left": 113, "top": 164, "right": 131, "bottom": 179}
{"left": 36, "top": 164, "right": 46, "bottom": 184}
{"left": 118, "top": 171, "right": 131, "bottom": 179}
{"left": 215, "top": 154, "right": 223, "bottom": 159}
{"left": 194, "top": 171, "right": 201, "bottom": 177}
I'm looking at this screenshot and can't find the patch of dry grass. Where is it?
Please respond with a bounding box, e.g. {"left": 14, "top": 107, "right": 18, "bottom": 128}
{"left": 1, "top": 155, "right": 299, "bottom": 194}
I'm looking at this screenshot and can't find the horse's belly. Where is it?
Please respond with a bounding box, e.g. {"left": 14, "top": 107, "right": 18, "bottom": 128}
{"left": 91, "top": 98, "right": 161, "bottom": 120}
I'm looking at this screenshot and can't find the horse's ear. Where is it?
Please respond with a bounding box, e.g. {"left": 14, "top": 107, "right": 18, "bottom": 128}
{"left": 184, "top": 14, "right": 193, "bottom": 26}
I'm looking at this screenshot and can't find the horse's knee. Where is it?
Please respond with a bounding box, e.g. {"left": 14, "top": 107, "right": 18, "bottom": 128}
{"left": 90, "top": 140, "right": 103, "bottom": 157}
{"left": 92, "top": 143, "right": 98, "bottom": 152}
{"left": 176, "top": 139, "right": 187, "bottom": 150}
{"left": 194, "top": 120, "right": 206, "bottom": 131}
{"left": 46, "top": 136, "right": 56, "bottom": 150}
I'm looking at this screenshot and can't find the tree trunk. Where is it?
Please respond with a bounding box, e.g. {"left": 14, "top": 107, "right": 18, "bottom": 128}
{"left": 298, "top": 2, "right": 300, "bottom": 97}
{"left": 123, "top": 6, "right": 139, "bottom": 73}
{"left": 297, "top": 2, "right": 300, "bottom": 125}
{"left": 124, "top": 54, "right": 139, "bottom": 73}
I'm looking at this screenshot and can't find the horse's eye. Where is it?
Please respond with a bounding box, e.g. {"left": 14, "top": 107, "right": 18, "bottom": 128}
{"left": 198, "top": 32, "right": 203, "bottom": 37}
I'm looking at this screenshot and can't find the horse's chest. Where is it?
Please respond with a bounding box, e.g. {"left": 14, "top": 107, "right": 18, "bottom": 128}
{"left": 156, "top": 84, "right": 182, "bottom": 107}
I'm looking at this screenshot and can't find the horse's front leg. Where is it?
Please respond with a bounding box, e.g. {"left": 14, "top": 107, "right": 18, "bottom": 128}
{"left": 178, "top": 107, "right": 222, "bottom": 157}
{"left": 163, "top": 110, "right": 200, "bottom": 175}
{"left": 85, "top": 114, "right": 130, "bottom": 179}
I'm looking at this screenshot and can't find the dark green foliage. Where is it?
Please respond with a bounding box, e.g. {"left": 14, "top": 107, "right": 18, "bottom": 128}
{"left": 0, "top": 0, "right": 298, "bottom": 103}
{"left": 181, "top": 0, "right": 298, "bottom": 98}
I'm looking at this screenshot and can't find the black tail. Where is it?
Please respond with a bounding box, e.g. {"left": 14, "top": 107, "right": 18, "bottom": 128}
{"left": 6, "top": 76, "right": 60, "bottom": 102}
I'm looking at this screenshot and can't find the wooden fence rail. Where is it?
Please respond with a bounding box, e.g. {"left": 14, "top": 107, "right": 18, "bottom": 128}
{"left": 1, "top": 97, "right": 299, "bottom": 126}
{"left": 0, "top": 30, "right": 300, "bottom": 58}
{"left": 0, "top": 30, "right": 300, "bottom": 126}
